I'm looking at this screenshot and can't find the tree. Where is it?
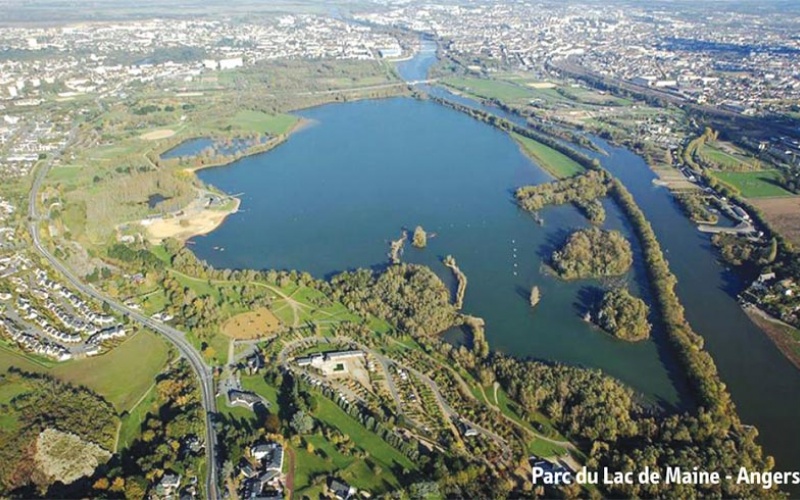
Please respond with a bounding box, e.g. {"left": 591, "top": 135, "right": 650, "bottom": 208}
{"left": 412, "top": 226, "right": 427, "bottom": 248}
{"left": 290, "top": 411, "right": 314, "bottom": 434}
{"left": 263, "top": 413, "right": 280, "bottom": 434}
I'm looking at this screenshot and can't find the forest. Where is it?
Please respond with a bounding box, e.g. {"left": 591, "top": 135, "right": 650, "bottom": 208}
{"left": 330, "top": 264, "right": 459, "bottom": 337}
{"left": 0, "top": 370, "right": 117, "bottom": 496}
{"left": 515, "top": 170, "right": 611, "bottom": 213}
{"left": 594, "top": 287, "right": 652, "bottom": 341}
{"left": 551, "top": 228, "right": 633, "bottom": 280}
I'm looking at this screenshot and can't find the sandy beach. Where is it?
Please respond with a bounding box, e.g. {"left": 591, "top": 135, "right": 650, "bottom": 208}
{"left": 142, "top": 197, "right": 241, "bottom": 243}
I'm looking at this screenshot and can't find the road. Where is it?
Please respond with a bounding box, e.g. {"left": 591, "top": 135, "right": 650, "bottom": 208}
{"left": 28, "top": 159, "right": 220, "bottom": 499}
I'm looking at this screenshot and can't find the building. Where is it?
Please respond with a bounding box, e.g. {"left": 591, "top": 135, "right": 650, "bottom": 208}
{"left": 219, "top": 57, "right": 244, "bottom": 70}
{"left": 327, "top": 478, "right": 355, "bottom": 500}
{"left": 229, "top": 389, "right": 262, "bottom": 409}
{"left": 377, "top": 45, "right": 402, "bottom": 58}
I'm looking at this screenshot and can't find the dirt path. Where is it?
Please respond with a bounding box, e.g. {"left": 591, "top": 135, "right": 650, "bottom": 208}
{"left": 284, "top": 446, "right": 296, "bottom": 498}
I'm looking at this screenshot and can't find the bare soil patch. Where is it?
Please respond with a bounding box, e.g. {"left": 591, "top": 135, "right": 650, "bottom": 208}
{"left": 222, "top": 308, "right": 282, "bottom": 339}
{"left": 139, "top": 129, "right": 176, "bottom": 141}
{"left": 750, "top": 196, "right": 800, "bottom": 246}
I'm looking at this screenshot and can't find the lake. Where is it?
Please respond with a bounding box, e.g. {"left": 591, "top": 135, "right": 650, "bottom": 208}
{"left": 190, "top": 41, "right": 800, "bottom": 479}
{"left": 191, "top": 96, "right": 685, "bottom": 408}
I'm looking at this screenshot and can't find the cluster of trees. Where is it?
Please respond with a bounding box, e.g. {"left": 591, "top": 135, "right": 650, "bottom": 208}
{"left": 674, "top": 192, "right": 718, "bottom": 224}
{"left": 608, "top": 179, "right": 733, "bottom": 418}
{"left": 106, "top": 243, "right": 165, "bottom": 271}
{"left": 515, "top": 170, "right": 610, "bottom": 213}
{"left": 595, "top": 287, "right": 651, "bottom": 341}
{"left": 412, "top": 226, "right": 427, "bottom": 248}
{"left": 161, "top": 276, "right": 222, "bottom": 338}
{"left": 551, "top": 228, "right": 633, "bottom": 280}
{"left": 491, "top": 354, "right": 772, "bottom": 497}
{"left": 574, "top": 197, "right": 606, "bottom": 225}
{"left": 92, "top": 361, "right": 205, "bottom": 499}
{"left": 330, "top": 264, "right": 459, "bottom": 337}
{"left": 0, "top": 371, "right": 117, "bottom": 496}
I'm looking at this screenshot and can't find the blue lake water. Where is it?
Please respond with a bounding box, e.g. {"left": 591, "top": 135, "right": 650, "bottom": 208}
{"left": 191, "top": 97, "right": 685, "bottom": 408}
{"left": 189, "top": 39, "right": 800, "bottom": 478}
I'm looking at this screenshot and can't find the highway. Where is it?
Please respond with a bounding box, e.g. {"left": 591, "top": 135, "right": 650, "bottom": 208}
{"left": 28, "top": 159, "right": 220, "bottom": 499}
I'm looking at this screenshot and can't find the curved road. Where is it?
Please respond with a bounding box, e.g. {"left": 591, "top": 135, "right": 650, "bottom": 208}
{"left": 28, "top": 160, "right": 220, "bottom": 499}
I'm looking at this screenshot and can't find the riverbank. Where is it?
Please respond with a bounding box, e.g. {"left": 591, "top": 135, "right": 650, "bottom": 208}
{"left": 180, "top": 134, "right": 292, "bottom": 175}
{"left": 743, "top": 304, "right": 800, "bottom": 371}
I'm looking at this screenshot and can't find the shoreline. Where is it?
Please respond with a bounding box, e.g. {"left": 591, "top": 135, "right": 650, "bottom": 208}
{"left": 143, "top": 196, "right": 241, "bottom": 244}
{"left": 743, "top": 304, "right": 800, "bottom": 371}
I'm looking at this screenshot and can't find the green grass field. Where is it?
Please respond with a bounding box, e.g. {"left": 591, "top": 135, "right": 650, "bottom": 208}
{"left": 441, "top": 76, "right": 536, "bottom": 102}
{"left": 512, "top": 133, "right": 584, "bottom": 178}
{"left": 51, "top": 330, "right": 171, "bottom": 412}
{"left": 713, "top": 170, "right": 792, "bottom": 198}
{"left": 117, "top": 382, "right": 158, "bottom": 449}
{"left": 233, "top": 110, "right": 299, "bottom": 135}
{"left": 293, "top": 395, "right": 414, "bottom": 493}
{"left": 701, "top": 144, "right": 755, "bottom": 170}
{"left": 243, "top": 375, "right": 415, "bottom": 494}
{"left": 0, "top": 376, "right": 33, "bottom": 431}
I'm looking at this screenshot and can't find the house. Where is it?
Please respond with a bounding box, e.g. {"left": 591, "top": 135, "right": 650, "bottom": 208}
{"left": 246, "top": 353, "right": 264, "bottom": 374}
{"left": 251, "top": 442, "right": 283, "bottom": 471}
{"left": 327, "top": 478, "right": 355, "bottom": 500}
{"left": 155, "top": 473, "right": 182, "bottom": 497}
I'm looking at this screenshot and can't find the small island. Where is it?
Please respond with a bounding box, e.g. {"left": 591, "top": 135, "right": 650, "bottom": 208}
{"left": 443, "top": 255, "right": 468, "bottom": 310}
{"left": 551, "top": 227, "right": 633, "bottom": 280}
{"left": 412, "top": 225, "right": 427, "bottom": 248}
{"left": 594, "top": 287, "right": 652, "bottom": 341}
{"left": 529, "top": 285, "right": 541, "bottom": 307}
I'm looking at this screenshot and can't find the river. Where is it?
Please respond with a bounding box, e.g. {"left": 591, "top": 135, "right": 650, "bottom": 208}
{"left": 190, "top": 39, "right": 800, "bottom": 476}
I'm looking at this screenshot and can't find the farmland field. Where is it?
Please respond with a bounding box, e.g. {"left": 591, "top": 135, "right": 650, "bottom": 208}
{"left": 712, "top": 170, "right": 792, "bottom": 198}
{"left": 751, "top": 196, "right": 800, "bottom": 246}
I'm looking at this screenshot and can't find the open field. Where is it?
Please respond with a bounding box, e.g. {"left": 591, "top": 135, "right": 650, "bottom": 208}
{"left": 139, "top": 129, "right": 176, "bottom": 141}
{"left": 701, "top": 143, "right": 755, "bottom": 170}
{"left": 0, "top": 330, "right": 170, "bottom": 413}
{"left": 712, "top": 170, "right": 793, "bottom": 198}
{"left": 51, "top": 330, "right": 171, "bottom": 412}
{"left": 233, "top": 110, "right": 299, "bottom": 135}
{"left": 295, "top": 395, "right": 413, "bottom": 494}
{"left": 221, "top": 308, "right": 282, "bottom": 339}
{"left": 117, "top": 383, "right": 158, "bottom": 450}
{"left": 441, "top": 76, "right": 536, "bottom": 103}
{"left": 751, "top": 196, "right": 800, "bottom": 246}
{"left": 512, "top": 132, "right": 584, "bottom": 178}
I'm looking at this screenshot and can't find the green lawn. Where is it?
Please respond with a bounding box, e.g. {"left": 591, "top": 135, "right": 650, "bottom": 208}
{"left": 117, "top": 382, "right": 158, "bottom": 449}
{"left": 0, "top": 377, "right": 33, "bottom": 431}
{"left": 243, "top": 376, "right": 413, "bottom": 493}
{"left": 312, "top": 395, "right": 416, "bottom": 474}
{"left": 441, "top": 76, "right": 535, "bottom": 102}
{"left": 701, "top": 144, "right": 755, "bottom": 170}
{"left": 0, "top": 340, "right": 56, "bottom": 373}
{"left": 512, "top": 133, "right": 584, "bottom": 178}
{"left": 233, "top": 110, "right": 299, "bottom": 135}
{"left": 713, "top": 170, "right": 793, "bottom": 198}
{"left": 51, "top": 330, "right": 171, "bottom": 412}
{"left": 241, "top": 375, "right": 280, "bottom": 407}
